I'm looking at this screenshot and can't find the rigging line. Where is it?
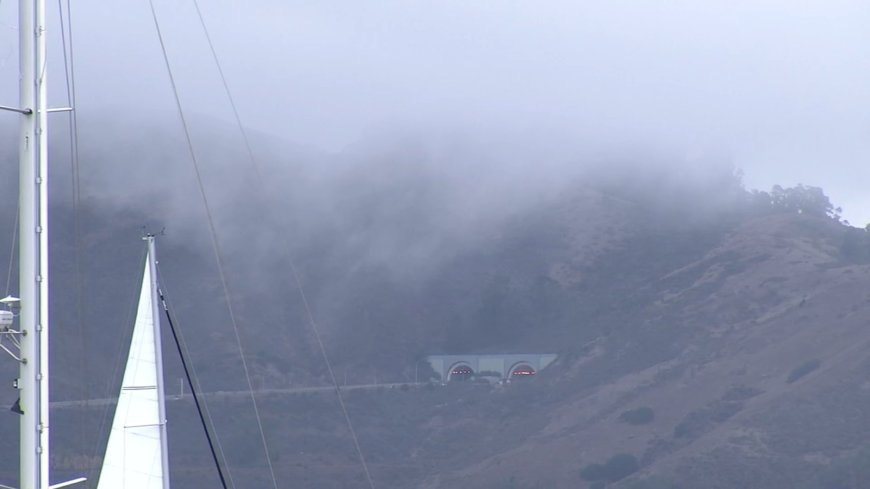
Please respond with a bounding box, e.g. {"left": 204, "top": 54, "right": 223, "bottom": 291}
{"left": 56, "top": 0, "right": 88, "bottom": 451}
{"left": 60, "top": 0, "right": 82, "bottom": 231}
{"left": 5, "top": 206, "right": 17, "bottom": 296}
{"left": 157, "top": 283, "right": 230, "bottom": 489}
{"left": 1, "top": 0, "right": 18, "bottom": 298}
{"left": 63, "top": 0, "right": 81, "bottom": 210}
{"left": 154, "top": 265, "right": 237, "bottom": 489}
{"left": 146, "top": 3, "right": 280, "bottom": 488}
{"left": 61, "top": 0, "right": 82, "bottom": 216}
{"left": 63, "top": 0, "right": 81, "bottom": 178}
{"left": 63, "top": 0, "right": 85, "bottom": 378}
{"left": 189, "top": 4, "right": 377, "bottom": 487}
{"left": 56, "top": 0, "right": 72, "bottom": 109}
{"left": 189, "top": 0, "right": 260, "bottom": 181}
{"left": 291, "top": 263, "right": 379, "bottom": 489}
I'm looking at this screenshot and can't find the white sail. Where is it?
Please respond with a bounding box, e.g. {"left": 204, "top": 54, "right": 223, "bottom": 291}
{"left": 96, "top": 245, "right": 170, "bottom": 489}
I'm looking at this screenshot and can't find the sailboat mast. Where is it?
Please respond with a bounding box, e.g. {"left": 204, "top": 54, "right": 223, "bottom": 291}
{"left": 18, "top": 0, "right": 50, "bottom": 486}
{"left": 145, "top": 235, "right": 172, "bottom": 489}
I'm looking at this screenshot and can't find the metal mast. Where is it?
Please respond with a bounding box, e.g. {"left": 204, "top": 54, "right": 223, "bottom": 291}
{"left": 1, "top": 1, "right": 81, "bottom": 488}
{"left": 19, "top": 0, "right": 50, "bottom": 486}
{"left": 145, "top": 235, "right": 172, "bottom": 489}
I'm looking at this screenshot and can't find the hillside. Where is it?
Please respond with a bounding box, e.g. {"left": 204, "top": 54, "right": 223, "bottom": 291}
{"left": 422, "top": 212, "right": 870, "bottom": 489}
{"left": 1, "top": 129, "right": 869, "bottom": 488}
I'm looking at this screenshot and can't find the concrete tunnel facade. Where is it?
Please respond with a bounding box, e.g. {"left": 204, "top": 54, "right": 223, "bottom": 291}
{"left": 425, "top": 354, "right": 557, "bottom": 382}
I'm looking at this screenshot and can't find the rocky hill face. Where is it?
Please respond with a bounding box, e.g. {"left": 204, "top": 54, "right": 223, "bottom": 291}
{"left": 1, "top": 129, "right": 868, "bottom": 488}
{"left": 424, "top": 212, "right": 870, "bottom": 489}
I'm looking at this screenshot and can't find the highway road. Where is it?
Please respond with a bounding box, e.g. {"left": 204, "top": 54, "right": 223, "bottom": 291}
{"left": 49, "top": 381, "right": 426, "bottom": 409}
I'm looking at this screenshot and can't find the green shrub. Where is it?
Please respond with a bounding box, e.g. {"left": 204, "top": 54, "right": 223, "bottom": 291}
{"left": 673, "top": 419, "right": 694, "bottom": 438}
{"left": 787, "top": 359, "right": 821, "bottom": 383}
{"left": 581, "top": 453, "right": 639, "bottom": 483}
{"left": 674, "top": 401, "right": 742, "bottom": 439}
{"left": 619, "top": 406, "right": 655, "bottom": 425}
{"left": 580, "top": 463, "right": 607, "bottom": 481}
{"left": 603, "top": 453, "right": 640, "bottom": 481}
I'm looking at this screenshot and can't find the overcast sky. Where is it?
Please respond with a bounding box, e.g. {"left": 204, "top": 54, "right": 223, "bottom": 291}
{"left": 1, "top": 0, "right": 869, "bottom": 224}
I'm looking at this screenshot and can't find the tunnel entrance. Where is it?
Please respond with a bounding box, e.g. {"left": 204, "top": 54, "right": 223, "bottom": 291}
{"left": 509, "top": 364, "right": 536, "bottom": 378}
{"left": 448, "top": 364, "right": 474, "bottom": 382}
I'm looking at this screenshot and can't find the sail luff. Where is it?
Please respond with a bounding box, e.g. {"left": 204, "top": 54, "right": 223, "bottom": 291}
{"left": 147, "top": 237, "right": 171, "bottom": 489}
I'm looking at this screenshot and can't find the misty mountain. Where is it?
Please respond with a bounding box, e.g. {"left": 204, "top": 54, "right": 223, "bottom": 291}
{"left": 1, "top": 121, "right": 869, "bottom": 488}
